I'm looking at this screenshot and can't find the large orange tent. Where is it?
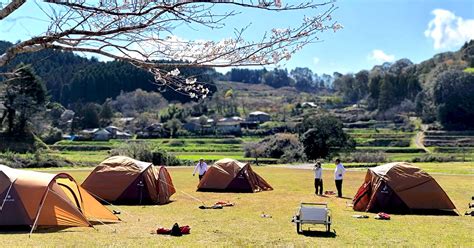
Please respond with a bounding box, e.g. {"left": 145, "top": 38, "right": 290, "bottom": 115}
{"left": 352, "top": 162, "right": 457, "bottom": 215}
{"left": 0, "top": 165, "right": 119, "bottom": 231}
{"left": 197, "top": 158, "right": 273, "bottom": 193}
{"left": 82, "top": 156, "right": 175, "bottom": 205}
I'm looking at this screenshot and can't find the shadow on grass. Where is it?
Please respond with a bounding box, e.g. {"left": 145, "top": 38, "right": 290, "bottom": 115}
{"left": 315, "top": 195, "right": 329, "bottom": 198}
{"left": 0, "top": 226, "right": 73, "bottom": 234}
{"left": 102, "top": 199, "right": 176, "bottom": 206}
{"left": 300, "top": 230, "right": 337, "bottom": 238}
{"left": 337, "top": 196, "right": 352, "bottom": 200}
{"left": 0, "top": 221, "right": 121, "bottom": 234}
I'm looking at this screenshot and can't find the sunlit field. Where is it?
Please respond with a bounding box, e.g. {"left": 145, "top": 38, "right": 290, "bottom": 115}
{"left": 2, "top": 166, "right": 473, "bottom": 247}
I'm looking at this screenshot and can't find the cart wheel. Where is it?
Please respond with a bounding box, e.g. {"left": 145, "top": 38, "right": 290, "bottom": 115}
{"left": 296, "top": 222, "right": 302, "bottom": 234}
{"left": 295, "top": 216, "right": 303, "bottom": 234}
{"left": 326, "top": 216, "right": 331, "bottom": 232}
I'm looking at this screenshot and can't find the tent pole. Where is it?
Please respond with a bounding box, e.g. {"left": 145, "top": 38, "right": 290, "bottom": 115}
{"left": 158, "top": 178, "right": 205, "bottom": 205}
{"left": 82, "top": 188, "right": 134, "bottom": 221}
{"left": 29, "top": 189, "right": 49, "bottom": 238}
{"left": 0, "top": 181, "right": 14, "bottom": 211}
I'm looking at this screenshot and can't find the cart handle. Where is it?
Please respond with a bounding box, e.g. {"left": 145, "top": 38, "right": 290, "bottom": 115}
{"left": 300, "top": 202, "right": 328, "bottom": 206}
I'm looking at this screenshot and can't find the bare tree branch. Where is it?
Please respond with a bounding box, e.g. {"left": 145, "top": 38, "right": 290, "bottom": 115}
{"left": 0, "top": 0, "right": 26, "bottom": 20}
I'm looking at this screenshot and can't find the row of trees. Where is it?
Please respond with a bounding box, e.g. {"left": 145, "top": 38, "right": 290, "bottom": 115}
{"left": 226, "top": 67, "right": 333, "bottom": 92}
{"left": 333, "top": 59, "right": 421, "bottom": 111}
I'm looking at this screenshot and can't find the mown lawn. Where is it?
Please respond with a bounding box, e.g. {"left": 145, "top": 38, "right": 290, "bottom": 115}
{"left": 2, "top": 166, "right": 473, "bottom": 247}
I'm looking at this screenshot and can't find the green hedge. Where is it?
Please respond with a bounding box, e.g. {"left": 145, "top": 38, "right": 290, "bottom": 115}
{"left": 50, "top": 145, "right": 112, "bottom": 151}
{"left": 356, "top": 147, "right": 426, "bottom": 153}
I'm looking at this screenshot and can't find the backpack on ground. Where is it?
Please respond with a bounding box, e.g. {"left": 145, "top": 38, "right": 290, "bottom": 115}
{"left": 170, "top": 223, "right": 182, "bottom": 236}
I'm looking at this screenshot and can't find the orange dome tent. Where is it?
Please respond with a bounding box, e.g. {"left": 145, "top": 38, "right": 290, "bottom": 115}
{"left": 352, "top": 162, "right": 457, "bottom": 215}
{"left": 0, "top": 165, "right": 119, "bottom": 232}
{"left": 82, "top": 156, "right": 175, "bottom": 205}
{"left": 197, "top": 158, "right": 273, "bottom": 193}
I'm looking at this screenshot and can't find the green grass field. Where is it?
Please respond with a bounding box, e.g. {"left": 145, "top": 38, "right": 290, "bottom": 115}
{"left": 46, "top": 131, "right": 474, "bottom": 167}
{"left": 51, "top": 138, "right": 255, "bottom": 164}
{"left": 2, "top": 166, "right": 473, "bottom": 247}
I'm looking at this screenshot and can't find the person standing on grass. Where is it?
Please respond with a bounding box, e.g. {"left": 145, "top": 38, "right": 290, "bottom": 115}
{"left": 334, "top": 158, "right": 346, "bottom": 197}
{"left": 313, "top": 162, "right": 323, "bottom": 195}
{"left": 193, "top": 158, "right": 208, "bottom": 181}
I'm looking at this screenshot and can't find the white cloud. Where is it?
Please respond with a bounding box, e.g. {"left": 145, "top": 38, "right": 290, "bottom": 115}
{"left": 367, "top": 49, "right": 395, "bottom": 63}
{"left": 313, "top": 57, "right": 320, "bottom": 65}
{"left": 424, "top": 9, "right": 474, "bottom": 50}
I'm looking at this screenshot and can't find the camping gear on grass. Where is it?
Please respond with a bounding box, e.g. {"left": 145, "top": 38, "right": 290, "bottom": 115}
{"left": 156, "top": 227, "right": 171, "bottom": 234}
{"left": 198, "top": 201, "right": 234, "bottom": 209}
{"left": 260, "top": 212, "right": 272, "bottom": 218}
{"left": 215, "top": 201, "right": 234, "bottom": 207}
{"left": 374, "top": 212, "right": 390, "bottom": 220}
{"left": 197, "top": 158, "right": 273, "bottom": 193}
{"left": 0, "top": 165, "right": 119, "bottom": 232}
{"left": 170, "top": 223, "right": 182, "bottom": 236}
{"left": 82, "top": 156, "right": 176, "bottom": 205}
{"left": 199, "top": 204, "right": 223, "bottom": 209}
{"left": 292, "top": 202, "right": 332, "bottom": 233}
{"left": 352, "top": 162, "right": 457, "bottom": 215}
{"left": 156, "top": 223, "right": 190, "bottom": 235}
{"left": 352, "top": 215, "right": 369, "bottom": 219}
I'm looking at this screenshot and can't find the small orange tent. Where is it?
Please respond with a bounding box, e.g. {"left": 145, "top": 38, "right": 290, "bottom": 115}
{"left": 352, "top": 162, "right": 457, "bottom": 215}
{"left": 0, "top": 165, "right": 119, "bottom": 231}
{"left": 197, "top": 158, "right": 273, "bottom": 193}
{"left": 82, "top": 156, "right": 176, "bottom": 205}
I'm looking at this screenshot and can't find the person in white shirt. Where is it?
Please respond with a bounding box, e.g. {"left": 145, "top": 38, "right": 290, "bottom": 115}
{"left": 334, "top": 158, "right": 346, "bottom": 197}
{"left": 193, "top": 158, "right": 208, "bottom": 181}
{"left": 313, "top": 162, "right": 323, "bottom": 195}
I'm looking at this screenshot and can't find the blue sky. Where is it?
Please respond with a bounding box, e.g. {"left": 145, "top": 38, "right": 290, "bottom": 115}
{"left": 1, "top": 0, "right": 473, "bottom": 75}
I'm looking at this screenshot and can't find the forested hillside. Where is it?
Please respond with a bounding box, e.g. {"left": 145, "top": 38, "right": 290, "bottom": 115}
{"left": 0, "top": 41, "right": 218, "bottom": 105}
{"left": 1, "top": 40, "right": 473, "bottom": 130}
{"left": 332, "top": 40, "right": 474, "bottom": 129}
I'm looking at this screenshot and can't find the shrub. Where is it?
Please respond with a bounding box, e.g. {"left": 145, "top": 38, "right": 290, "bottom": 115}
{"left": 410, "top": 154, "right": 457, "bottom": 163}
{"left": 357, "top": 139, "right": 410, "bottom": 147}
{"left": 388, "top": 139, "right": 410, "bottom": 147}
{"left": 110, "top": 141, "right": 189, "bottom": 166}
{"left": 110, "top": 141, "right": 153, "bottom": 162}
{"left": 345, "top": 152, "right": 387, "bottom": 163}
{"left": 0, "top": 150, "right": 73, "bottom": 168}
{"left": 169, "top": 140, "right": 185, "bottom": 147}
{"left": 244, "top": 133, "right": 306, "bottom": 163}
{"left": 151, "top": 148, "right": 191, "bottom": 166}
{"left": 214, "top": 138, "right": 242, "bottom": 144}
{"left": 41, "top": 128, "right": 63, "bottom": 145}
